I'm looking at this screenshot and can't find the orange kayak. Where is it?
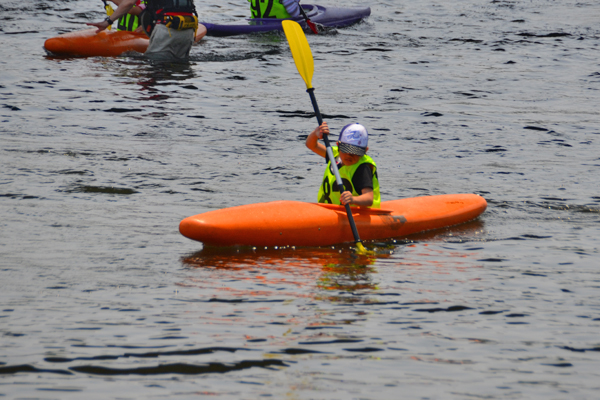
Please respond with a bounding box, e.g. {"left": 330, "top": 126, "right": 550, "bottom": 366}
{"left": 179, "top": 194, "right": 487, "bottom": 247}
{"left": 44, "top": 26, "right": 207, "bottom": 57}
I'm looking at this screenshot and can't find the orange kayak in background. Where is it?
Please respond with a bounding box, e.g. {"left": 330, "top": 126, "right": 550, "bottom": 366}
{"left": 179, "top": 194, "right": 487, "bottom": 247}
{"left": 44, "top": 26, "right": 207, "bottom": 57}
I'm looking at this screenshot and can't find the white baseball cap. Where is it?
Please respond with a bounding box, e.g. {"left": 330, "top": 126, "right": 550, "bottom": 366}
{"left": 338, "top": 123, "right": 368, "bottom": 155}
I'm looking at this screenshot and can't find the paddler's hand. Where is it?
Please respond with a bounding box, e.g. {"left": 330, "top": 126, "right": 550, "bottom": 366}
{"left": 341, "top": 188, "right": 374, "bottom": 207}
{"left": 340, "top": 191, "right": 354, "bottom": 206}
{"left": 315, "top": 121, "right": 329, "bottom": 139}
{"left": 87, "top": 19, "right": 112, "bottom": 33}
{"left": 306, "top": 121, "right": 330, "bottom": 158}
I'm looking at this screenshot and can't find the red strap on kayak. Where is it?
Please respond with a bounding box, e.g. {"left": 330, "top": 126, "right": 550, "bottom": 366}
{"left": 298, "top": 3, "right": 318, "bottom": 34}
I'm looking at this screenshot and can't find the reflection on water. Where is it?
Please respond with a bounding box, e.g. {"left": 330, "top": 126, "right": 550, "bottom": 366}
{"left": 134, "top": 61, "right": 197, "bottom": 90}
{"left": 180, "top": 218, "right": 486, "bottom": 303}
{"left": 181, "top": 245, "right": 383, "bottom": 300}
{"left": 104, "top": 59, "right": 199, "bottom": 101}
{"left": 317, "top": 262, "right": 378, "bottom": 294}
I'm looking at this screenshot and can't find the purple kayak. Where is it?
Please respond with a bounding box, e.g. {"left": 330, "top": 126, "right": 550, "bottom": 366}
{"left": 202, "top": 4, "right": 371, "bottom": 37}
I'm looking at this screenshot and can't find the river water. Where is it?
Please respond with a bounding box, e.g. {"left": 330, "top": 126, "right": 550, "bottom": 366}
{"left": 1, "top": 0, "right": 599, "bottom": 398}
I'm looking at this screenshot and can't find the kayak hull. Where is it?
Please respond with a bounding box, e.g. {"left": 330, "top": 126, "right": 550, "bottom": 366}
{"left": 44, "top": 27, "right": 206, "bottom": 57}
{"left": 203, "top": 4, "right": 371, "bottom": 37}
{"left": 179, "top": 194, "right": 487, "bottom": 247}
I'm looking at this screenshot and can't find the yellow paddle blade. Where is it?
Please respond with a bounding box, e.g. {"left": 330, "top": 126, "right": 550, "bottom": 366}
{"left": 282, "top": 20, "right": 314, "bottom": 90}
{"left": 355, "top": 242, "right": 375, "bottom": 256}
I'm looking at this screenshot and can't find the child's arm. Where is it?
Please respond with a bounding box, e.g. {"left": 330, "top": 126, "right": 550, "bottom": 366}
{"left": 88, "top": 0, "right": 137, "bottom": 32}
{"left": 282, "top": 0, "right": 301, "bottom": 18}
{"left": 305, "top": 122, "right": 329, "bottom": 158}
{"left": 110, "top": 0, "right": 144, "bottom": 15}
{"left": 340, "top": 188, "right": 374, "bottom": 207}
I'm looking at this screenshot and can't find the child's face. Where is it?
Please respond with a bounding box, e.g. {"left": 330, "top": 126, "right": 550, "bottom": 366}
{"left": 339, "top": 151, "right": 361, "bottom": 166}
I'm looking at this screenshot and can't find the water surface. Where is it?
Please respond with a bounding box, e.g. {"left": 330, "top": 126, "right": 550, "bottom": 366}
{"left": 1, "top": 0, "right": 599, "bottom": 398}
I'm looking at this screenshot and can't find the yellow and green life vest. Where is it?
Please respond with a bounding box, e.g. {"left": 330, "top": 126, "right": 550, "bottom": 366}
{"left": 115, "top": 1, "right": 147, "bottom": 31}
{"left": 248, "top": 0, "right": 292, "bottom": 19}
{"left": 317, "top": 146, "right": 381, "bottom": 208}
{"left": 116, "top": 13, "right": 141, "bottom": 31}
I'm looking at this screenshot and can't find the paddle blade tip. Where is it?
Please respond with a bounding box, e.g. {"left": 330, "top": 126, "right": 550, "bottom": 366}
{"left": 355, "top": 242, "right": 375, "bottom": 256}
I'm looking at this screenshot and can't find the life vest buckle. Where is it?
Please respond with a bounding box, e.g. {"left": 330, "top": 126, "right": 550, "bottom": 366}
{"left": 164, "top": 14, "right": 198, "bottom": 31}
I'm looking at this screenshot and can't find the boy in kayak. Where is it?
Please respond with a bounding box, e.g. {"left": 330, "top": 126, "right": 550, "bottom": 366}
{"left": 306, "top": 122, "right": 380, "bottom": 208}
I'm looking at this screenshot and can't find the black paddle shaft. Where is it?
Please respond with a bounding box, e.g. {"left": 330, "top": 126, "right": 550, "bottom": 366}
{"left": 298, "top": 4, "right": 318, "bottom": 34}
{"left": 306, "top": 88, "right": 363, "bottom": 244}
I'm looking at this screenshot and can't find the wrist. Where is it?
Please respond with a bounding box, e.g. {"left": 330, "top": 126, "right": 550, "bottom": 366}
{"left": 104, "top": 16, "right": 114, "bottom": 25}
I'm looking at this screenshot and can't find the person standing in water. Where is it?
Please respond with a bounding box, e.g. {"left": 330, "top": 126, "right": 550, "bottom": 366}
{"left": 88, "top": 0, "right": 206, "bottom": 61}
